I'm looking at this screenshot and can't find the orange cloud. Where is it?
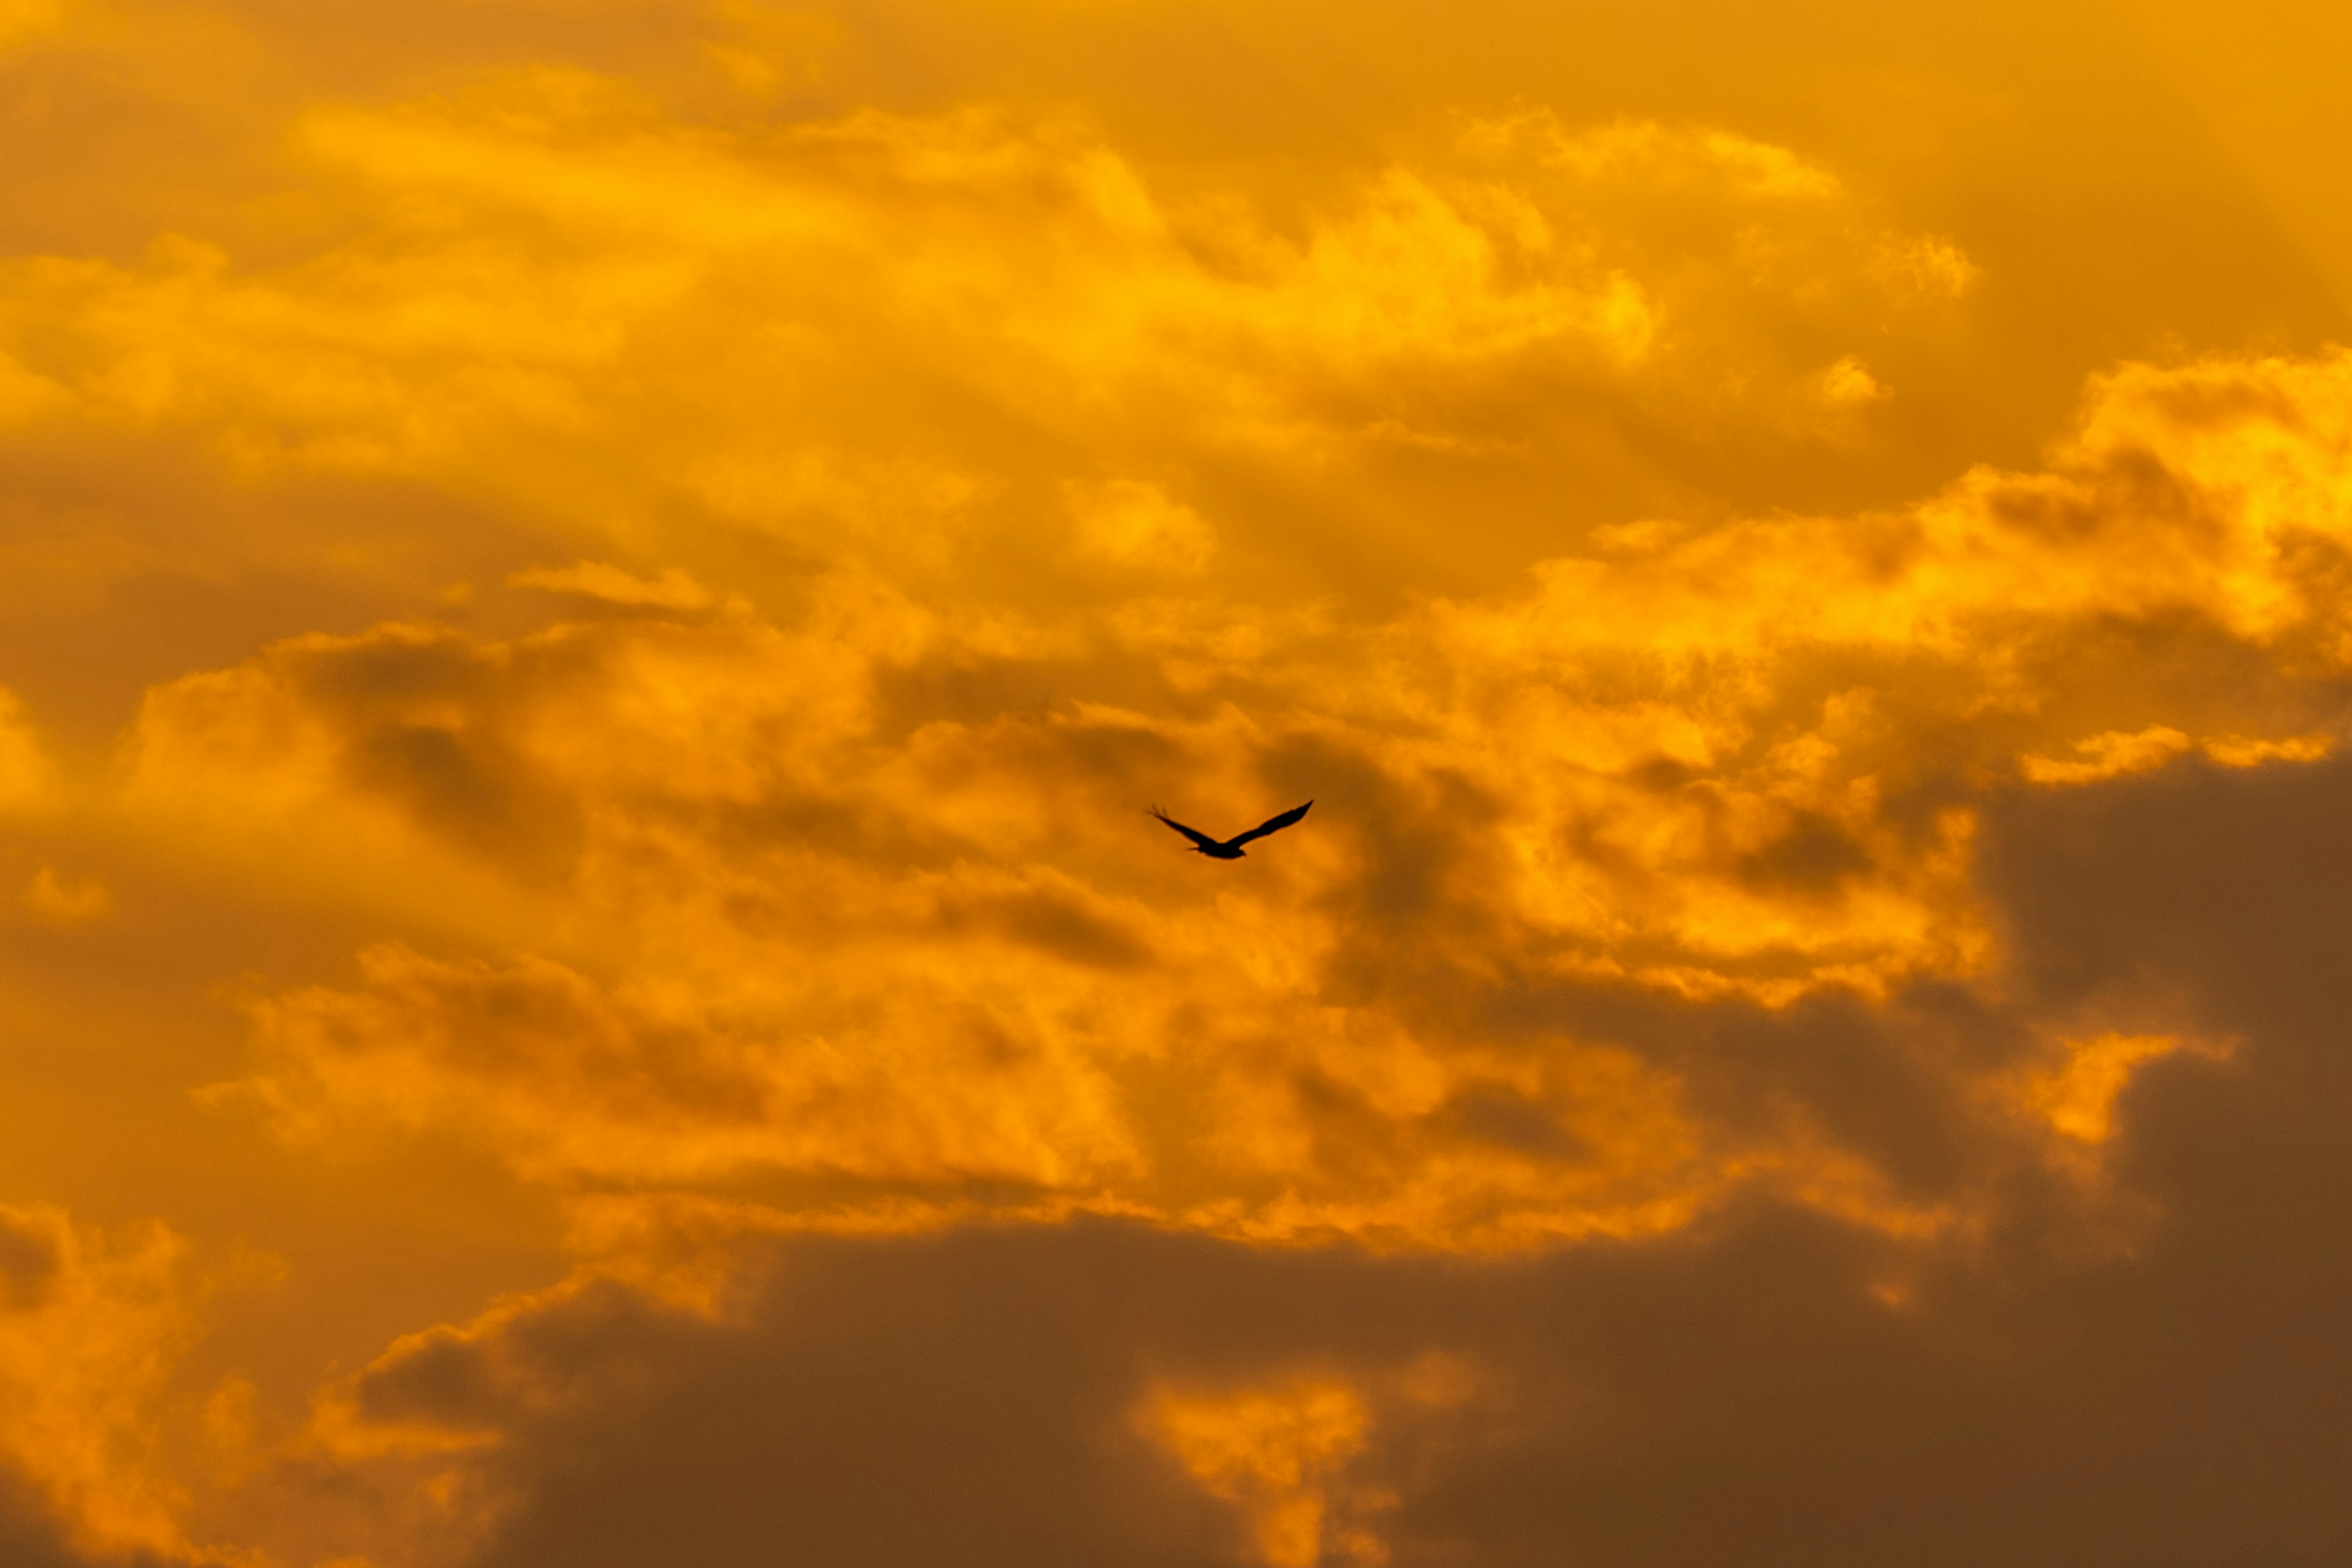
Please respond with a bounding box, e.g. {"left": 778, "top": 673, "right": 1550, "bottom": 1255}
{"left": 1144, "top": 1376, "right": 1384, "bottom": 1567}
{"left": 2022, "top": 726, "right": 2195, "bottom": 785}
{"left": 2199, "top": 732, "right": 2331, "bottom": 767}
{"left": 2027, "top": 727, "right": 2334, "bottom": 784}
{"left": 44, "top": 345, "right": 2315, "bottom": 1266}
{"left": 0, "top": 84, "right": 1980, "bottom": 604}
{"left": 0, "top": 1204, "right": 200, "bottom": 1561}
{"left": 8, "top": 10, "right": 2352, "bottom": 1566}
{"left": 21, "top": 865, "right": 108, "bottom": 925}
{"left": 507, "top": 560, "right": 718, "bottom": 612}
{"left": 0, "top": 688, "right": 51, "bottom": 810}
{"left": 2008, "top": 1031, "right": 2235, "bottom": 1148}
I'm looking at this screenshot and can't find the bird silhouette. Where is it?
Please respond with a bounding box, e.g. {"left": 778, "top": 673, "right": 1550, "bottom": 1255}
{"left": 1149, "top": 800, "right": 1313, "bottom": 859}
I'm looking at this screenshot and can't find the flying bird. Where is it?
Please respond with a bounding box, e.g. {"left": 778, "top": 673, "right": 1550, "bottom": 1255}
{"left": 1150, "top": 800, "right": 1313, "bottom": 859}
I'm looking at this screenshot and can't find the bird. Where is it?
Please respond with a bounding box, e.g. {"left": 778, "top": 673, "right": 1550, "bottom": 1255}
{"left": 1149, "top": 800, "right": 1313, "bottom": 859}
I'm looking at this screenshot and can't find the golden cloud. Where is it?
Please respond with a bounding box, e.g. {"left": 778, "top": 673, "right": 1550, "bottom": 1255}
{"left": 21, "top": 865, "right": 109, "bottom": 925}
{"left": 1144, "top": 1376, "right": 1385, "bottom": 1568}
{"left": 54, "top": 346, "right": 2313, "bottom": 1265}
{"left": 0, "top": 84, "right": 1979, "bottom": 603}
{"left": 0, "top": 1204, "right": 199, "bottom": 1562}
{"left": 0, "top": 687, "right": 51, "bottom": 810}
{"left": 6, "top": 13, "right": 2351, "bottom": 1566}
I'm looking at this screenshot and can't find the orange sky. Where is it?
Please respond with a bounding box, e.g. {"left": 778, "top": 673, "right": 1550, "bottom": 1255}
{"left": 6, "top": 2, "right": 2352, "bottom": 1564}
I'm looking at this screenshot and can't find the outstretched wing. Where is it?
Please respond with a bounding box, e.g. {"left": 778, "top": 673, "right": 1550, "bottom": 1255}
{"left": 1150, "top": 805, "right": 1223, "bottom": 851}
{"left": 1229, "top": 799, "right": 1313, "bottom": 848}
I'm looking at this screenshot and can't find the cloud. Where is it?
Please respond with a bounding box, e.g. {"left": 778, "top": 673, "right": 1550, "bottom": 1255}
{"left": 9, "top": 25, "right": 2352, "bottom": 1568}
{"left": 21, "top": 865, "right": 110, "bottom": 925}
{"left": 224, "top": 738, "right": 2323, "bottom": 1568}
{"left": 507, "top": 560, "right": 716, "bottom": 612}
{"left": 232, "top": 940, "right": 1146, "bottom": 1195}
{"left": 1143, "top": 1376, "right": 1384, "bottom": 1567}
{"left": 0, "top": 85, "right": 1980, "bottom": 604}
{"left": 2004, "top": 1030, "right": 2228, "bottom": 1147}
{"left": 0, "top": 350, "right": 68, "bottom": 420}
{"left": 2027, "top": 726, "right": 2336, "bottom": 785}
{"left": 0, "top": 685, "right": 55, "bottom": 809}
{"left": 80, "top": 348, "right": 2330, "bottom": 1272}
{"left": 1066, "top": 479, "right": 1216, "bottom": 574}
{"left": 2022, "top": 725, "right": 2196, "bottom": 784}
{"left": 289, "top": 1234, "right": 1239, "bottom": 1568}
{"left": 0, "top": 1204, "right": 201, "bottom": 1562}
{"left": 255, "top": 867, "right": 2352, "bottom": 1568}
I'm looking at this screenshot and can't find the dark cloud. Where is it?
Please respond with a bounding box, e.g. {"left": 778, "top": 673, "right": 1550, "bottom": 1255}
{"left": 934, "top": 884, "right": 1155, "bottom": 970}
{"left": 280, "top": 745, "right": 2352, "bottom": 1568}
{"left": 394, "top": 1154, "right": 2350, "bottom": 1568}
{"left": 0, "top": 1468, "right": 92, "bottom": 1568}
{"left": 0, "top": 1212, "right": 61, "bottom": 1311}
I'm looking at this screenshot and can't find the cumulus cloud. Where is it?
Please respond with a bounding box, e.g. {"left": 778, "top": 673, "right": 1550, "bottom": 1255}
{"left": 7, "top": 12, "right": 2352, "bottom": 1566}
{"left": 77, "top": 349, "right": 2328, "bottom": 1275}
{"left": 247, "top": 853, "right": 2352, "bottom": 1568}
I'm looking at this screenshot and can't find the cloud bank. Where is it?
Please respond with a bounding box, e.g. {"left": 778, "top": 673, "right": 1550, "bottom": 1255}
{"left": 3, "top": 4, "right": 2352, "bottom": 1564}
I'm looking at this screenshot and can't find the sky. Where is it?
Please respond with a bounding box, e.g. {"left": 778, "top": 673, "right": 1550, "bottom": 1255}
{"left": 4, "top": 1, "right": 2352, "bottom": 1564}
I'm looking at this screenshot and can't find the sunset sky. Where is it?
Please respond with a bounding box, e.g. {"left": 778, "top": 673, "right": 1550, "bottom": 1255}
{"left": 6, "top": 2, "right": 2352, "bottom": 1564}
